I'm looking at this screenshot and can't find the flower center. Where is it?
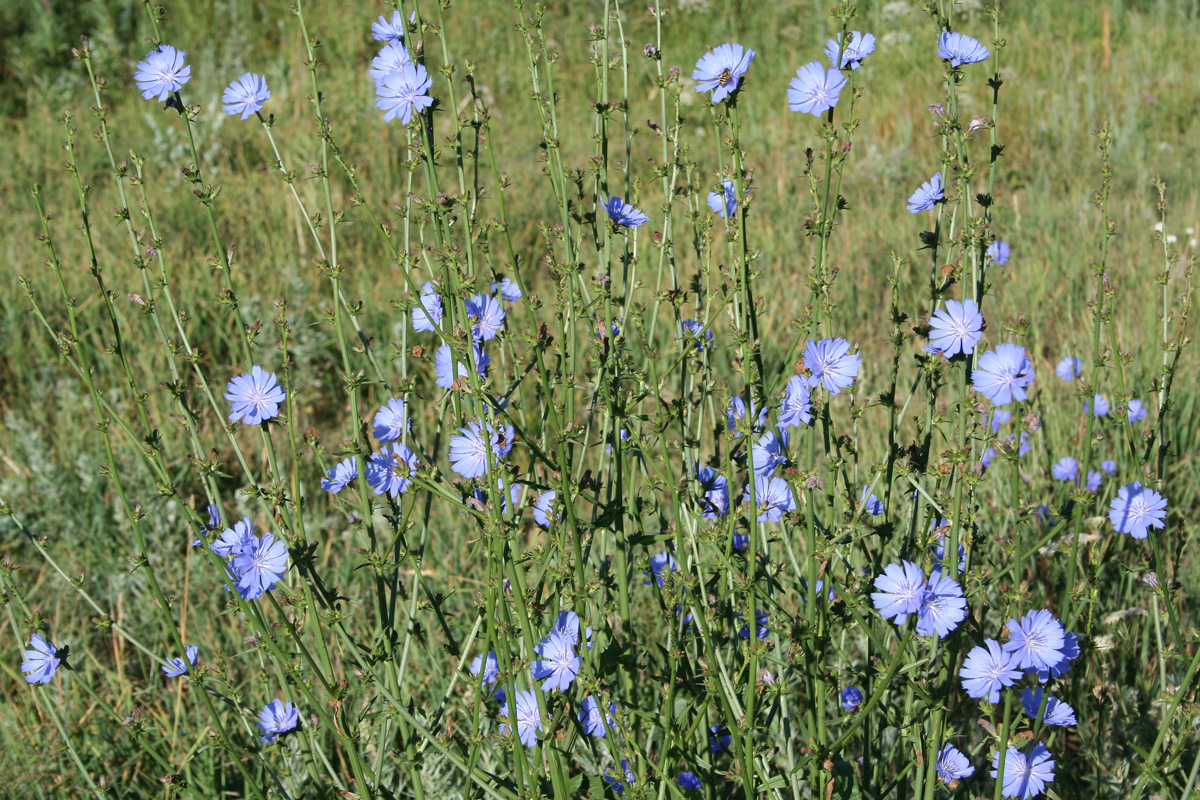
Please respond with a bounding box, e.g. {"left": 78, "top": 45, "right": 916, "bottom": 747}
{"left": 718, "top": 67, "right": 732, "bottom": 86}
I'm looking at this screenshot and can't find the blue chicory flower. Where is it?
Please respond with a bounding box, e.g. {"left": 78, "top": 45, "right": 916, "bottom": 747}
{"left": 972, "top": 343, "right": 1034, "bottom": 406}
{"left": 604, "top": 196, "right": 649, "bottom": 228}
{"left": 786, "top": 61, "right": 847, "bottom": 117}
{"left": 222, "top": 73, "right": 270, "bottom": 119}
{"left": 927, "top": 298, "right": 984, "bottom": 357}
{"left": 744, "top": 476, "right": 795, "bottom": 523}
{"left": 937, "top": 31, "right": 991, "bottom": 67}
{"left": 1051, "top": 457, "right": 1078, "bottom": 482}
{"left": 366, "top": 443, "right": 420, "bottom": 497}
{"left": 1020, "top": 688, "right": 1076, "bottom": 727}
{"left": 447, "top": 419, "right": 513, "bottom": 479}
{"left": 693, "top": 43, "right": 755, "bottom": 104}
{"left": 499, "top": 689, "right": 542, "bottom": 747}
{"left": 804, "top": 337, "right": 861, "bottom": 394}
{"left": 134, "top": 45, "right": 191, "bottom": 101}
{"left": 1002, "top": 610, "right": 1067, "bottom": 673}
{"left": 825, "top": 30, "right": 876, "bottom": 69}
{"left": 645, "top": 550, "right": 678, "bottom": 587}
{"left": 1109, "top": 482, "right": 1168, "bottom": 539}
{"left": 988, "top": 240, "right": 1011, "bottom": 265}
{"left": 225, "top": 366, "right": 286, "bottom": 426}
{"left": 375, "top": 62, "right": 433, "bottom": 124}
{"left": 578, "top": 697, "right": 617, "bottom": 738}
{"left": 991, "top": 743, "right": 1055, "bottom": 800}
{"left": 871, "top": 561, "right": 926, "bottom": 624}
{"left": 936, "top": 743, "right": 975, "bottom": 783}
{"left": 1055, "top": 356, "right": 1082, "bottom": 382}
{"left": 907, "top": 173, "right": 944, "bottom": 213}
{"left": 162, "top": 645, "right": 199, "bottom": 678}
{"left": 257, "top": 698, "right": 300, "bottom": 743}
{"left": 321, "top": 456, "right": 358, "bottom": 494}
{"left": 960, "top": 638, "right": 1022, "bottom": 702}
{"left": 21, "top": 634, "right": 61, "bottom": 684}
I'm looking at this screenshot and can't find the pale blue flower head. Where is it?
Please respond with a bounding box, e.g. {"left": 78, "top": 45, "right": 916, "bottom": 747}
{"left": 779, "top": 375, "right": 813, "bottom": 428}
{"left": 413, "top": 282, "right": 443, "bottom": 332}
{"left": 693, "top": 43, "right": 755, "bottom": 104}
{"left": 448, "top": 419, "right": 513, "bottom": 479}
{"left": 645, "top": 550, "right": 678, "bottom": 586}
{"left": 604, "top": 195, "right": 649, "bottom": 228}
{"left": 907, "top": 173, "right": 944, "bottom": 213}
{"left": 604, "top": 760, "right": 636, "bottom": 793}
{"left": 871, "top": 561, "right": 925, "bottom": 624}
{"left": 434, "top": 343, "right": 490, "bottom": 389}
{"left": 804, "top": 337, "right": 861, "bottom": 394}
{"left": 859, "top": 485, "right": 884, "bottom": 516}
{"left": 499, "top": 689, "right": 542, "bottom": 747}
{"left": 21, "top": 633, "right": 60, "bottom": 684}
{"left": 578, "top": 697, "right": 617, "bottom": 738}
{"left": 373, "top": 398, "right": 411, "bottom": 443}
{"left": 936, "top": 743, "right": 975, "bottom": 783}
{"left": 678, "top": 772, "right": 703, "bottom": 791}
{"left": 230, "top": 532, "right": 290, "bottom": 600}
{"left": 825, "top": 31, "right": 876, "bottom": 69}
{"left": 928, "top": 298, "right": 984, "bottom": 357}
{"left": 162, "top": 645, "right": 199, "bottom": 678}
{"left": 786, "top": 61, "right": 847, "bottom": 118}
{"left": 681, "top": 319, "right": 714, "bottom": 350}
{"left": 469, "top": 650, "right": 500, "bottom": 688}
{"left": 366, "top": 442, "right": 420, "bottom": 497}
{"left": 491, "top": 277, "right": 523, "bottom": 302}
{"left": 960, "top": 638, "right": 1021, "bottom": 702}
{"left": 1020, "top": 688, "right": 1076, "bottom": 727}
{"left": 1002, "top": 609, "right": 1066, "bottom": 673}
{"left": 744, "top": 475, "right": 795, "bottom": 523}
{"left": 1051, "top": 457, "right": 1078, "bottom": 482}
{"left": 375, "top": 62, "right": 433, "bottom": 124}
{"left": 466, "top": 293, "right": 506, "bottom": 341}
{"left": 972, "top": 343, "right": 1034, "bottom": 406}
{"left": 1109, "top": 482, "right": 1167, "bottom": 539}
{"left": 916, "top": 571, "right": 967, "bottom": 638}
{"left": 988, "top": 240, "right": 1011, "bottom": 265}
{"left": 990, "top": 743, "right": 1055, "bottom": 800}
{"left": 1127, "top": 398, "right": 1147, "bottom": 423}
{"left": 1055, "top": 356, "right": 1082, "bottom": 382}
{"left": 134, "top": 45, "right": 191, "bottom": 101}
{"left": 696, "top": 465, "right": 730, "bottom": 519}
{"left": 1101, "top": 459, "right": 1117, "bottom": 475}
{"left": 937, "top": 31, "right": 991, "bottom": 67}
{"left": 840, "top": 686, "right": 863, "bottom": 711}
{"left": 212, "top": 518, "right": 255, "bottom": 558}
{"left": 371, "top": 10, "right": 409, "bottom": 42}
{"left": 317, "top": 456, "right": 361, "bottom": 498}
{"left": 1086, "top": 393, "right": 1110, "bottom": 416}
{"left": 257, "top": 699, "right": 300, "bottom": 743}
{"left": 532, "top": 629, "right": 580, "bottom": 691}
{"left": 707, "top": 179, "right": 743, "bottom": 218}
{"left": 369, "top": 41, "right": 413, "bottom": 84}
{"left": 750, "top": 429, "right": 789, "bottom": 476}
{"left": 727, "top": 396, "right": 768, "bottom": 437}
{"left": 533, "top": 490, "right": 559, "bottom": 529}
{"left": 222, "top": 73, "right": 270, "bottom": 119}
{"left": 225, "top": 366, "right": 286, "bottom": 426}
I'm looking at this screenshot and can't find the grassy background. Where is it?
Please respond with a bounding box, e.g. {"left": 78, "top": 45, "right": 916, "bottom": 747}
{"left": 0, "top": 0, "right": 1198, "bottom": 796}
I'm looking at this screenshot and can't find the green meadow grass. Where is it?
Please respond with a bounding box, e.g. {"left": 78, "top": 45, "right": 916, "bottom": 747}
{"left": 0, "top": 0, "right": 1196, "bottom": 797}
